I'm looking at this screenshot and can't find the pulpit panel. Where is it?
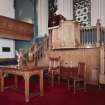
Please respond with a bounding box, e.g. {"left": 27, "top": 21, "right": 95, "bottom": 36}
{"left": 51, "top": 20, "right": 80, "bottom": 49}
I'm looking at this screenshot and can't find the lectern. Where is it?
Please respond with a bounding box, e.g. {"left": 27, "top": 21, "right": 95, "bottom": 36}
{"left": 50, "top": 20, "right": 80, "bottom": 49}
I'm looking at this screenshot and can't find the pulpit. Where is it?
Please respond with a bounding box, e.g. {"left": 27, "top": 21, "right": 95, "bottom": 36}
{"left": 50, "top": 20, "right": 80, "bottom": 49}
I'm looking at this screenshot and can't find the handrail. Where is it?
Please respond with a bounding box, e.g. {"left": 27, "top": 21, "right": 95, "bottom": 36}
{"left": 80, "top": 26, "right": 96, "bottom": 30}
{"left": 34, "top": 35, "right": 49, "bottom": 65}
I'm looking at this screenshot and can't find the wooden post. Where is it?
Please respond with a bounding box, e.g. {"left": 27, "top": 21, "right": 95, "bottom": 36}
{"left": 40, "top": 70, "right": 44, "bottom": 96}
{"left": 96, "top": 19, "right": 101, "bottom": 47}
{"left": 48, "top": 29, "right": 52, "bottom": 50}
{"left": 99, "top": 46, "right": 105, "bottom": 84}
{"left": 24, "top": 74, "right": 30, "bottom": 102}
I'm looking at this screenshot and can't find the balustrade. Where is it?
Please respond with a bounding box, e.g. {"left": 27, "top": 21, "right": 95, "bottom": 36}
{"left": 34, "top": 35, "right": 49, "bottom": 65}
{"left": 80, "top": 20, "right": 105, "bottom": 47}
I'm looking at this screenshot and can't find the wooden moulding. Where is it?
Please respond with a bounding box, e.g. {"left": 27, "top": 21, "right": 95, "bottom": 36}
{"left": 0, "top": 15, "right": 33, "bottom": 40}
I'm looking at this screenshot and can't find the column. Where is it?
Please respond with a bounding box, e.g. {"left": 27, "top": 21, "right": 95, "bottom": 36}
{"left": 37, "top": 0, "right": 48, "bottom": 37}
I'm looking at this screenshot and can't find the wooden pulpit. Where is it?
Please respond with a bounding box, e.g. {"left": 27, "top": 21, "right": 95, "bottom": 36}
{"left": 50, "top": 20, "right": 80, "bottom": 49}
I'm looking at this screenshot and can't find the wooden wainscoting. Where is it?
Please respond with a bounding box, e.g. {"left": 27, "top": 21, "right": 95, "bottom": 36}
{"left": 47, "top": 47, "right": 100, "bottom": 85}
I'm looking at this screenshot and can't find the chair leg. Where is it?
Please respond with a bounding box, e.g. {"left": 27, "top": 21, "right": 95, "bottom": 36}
{"left": 98, "top": 80, "right": 100, "bottom": 89}
{"left": 84, "top": 81, "right": 87, "bottom": 92}
{"left": 74, "top": 80, "right": 76, "bottom": 94}
{"left": 98, "top": 84, "right": 100, "bottom": 88}
{"left": 77, "top": 81, "right": 79, "bottom": 88}
{"left": 58, "top": 75, "right": 60, "bottom": 85}
{"left": 51, "top": 71, "right": 54, "bottom": 87}
{"left": 68, "top": 79, "right": 70, "bottom": 89}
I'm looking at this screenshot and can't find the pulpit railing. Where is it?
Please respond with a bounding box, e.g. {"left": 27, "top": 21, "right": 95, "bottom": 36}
{"left": 100, "top": 27, "right": 105, "bottom": 44}
{"left": 80, "top": 26, "right": 97, "bottom": 45}
{"left": 80, "top": 19, "right": 105, "bottom": 47}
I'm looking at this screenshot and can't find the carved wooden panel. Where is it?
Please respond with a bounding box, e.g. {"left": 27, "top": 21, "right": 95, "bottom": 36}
{"left": 0, "top": 15, "right": 33, "bottom": 40}
{"left": 51, "top": 20, "right": 80, "bottom": 49}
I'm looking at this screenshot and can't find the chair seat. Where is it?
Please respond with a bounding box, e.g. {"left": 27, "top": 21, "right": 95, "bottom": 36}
{"left": 50, "top": 67, "right": 60, "bottom": 70}
{"left": 69, "top": 76, "right": 84, "bottom": 81}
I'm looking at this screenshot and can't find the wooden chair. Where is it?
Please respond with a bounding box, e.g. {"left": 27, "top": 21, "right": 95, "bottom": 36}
{"left": 68, "top": 62, "right": 87, "bottom": 94}
{"left": 48, "top": 56, "right": 61, "bottom": 87}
